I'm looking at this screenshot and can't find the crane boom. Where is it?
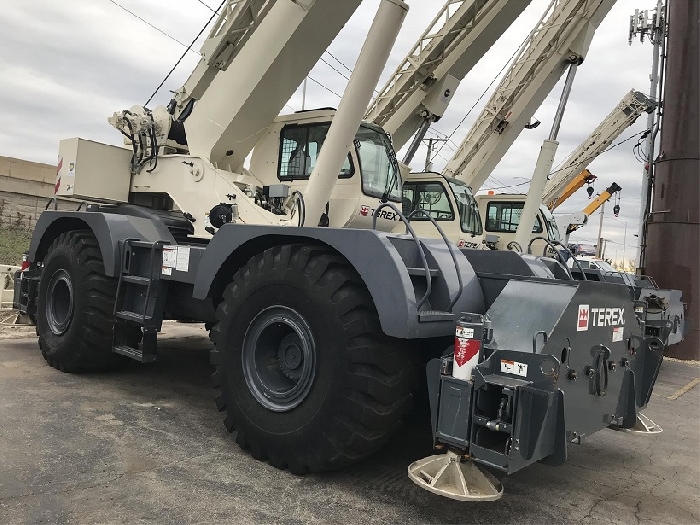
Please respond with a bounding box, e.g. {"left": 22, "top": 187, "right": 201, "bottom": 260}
{"left": 171, "top": 0, "right": 274, "bottom": 117}
{"left": 549, "top": 168, "right": 596, "bottom": 210}
{"left": 443, "top": 0, "right": 616, "bottom": 191}
{"left": 542, "top": 89, "right": 654, "bottom": 209}
{"left": 365, "top": 0, "right": 532, "bottom": 152}
{"left": 184, "top": 0, "right": 363, "bottom": 171}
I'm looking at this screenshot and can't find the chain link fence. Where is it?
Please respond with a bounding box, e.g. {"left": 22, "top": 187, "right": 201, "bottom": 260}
{"left": 0, "top": 199, "right": 34, "bottom": 266}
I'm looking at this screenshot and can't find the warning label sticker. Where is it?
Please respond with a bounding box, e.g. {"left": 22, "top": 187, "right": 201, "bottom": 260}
{"left": 162, "top": 246, "right": 178, "bottom": 268}
{"left": 455, "top": 326, "right": 474, "bottom": 339}
{"left": 612, "top": 327, "right": 624, "bottom": 342}
{"left": 161, "top": 245, "right": 190, "bottom": 273}
{"left": 501, "top": 359, "right": 528, "bottom": 377}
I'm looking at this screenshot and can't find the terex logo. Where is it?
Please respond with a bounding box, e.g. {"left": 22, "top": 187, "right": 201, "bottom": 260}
{"left": 577, "top": 304, "right": 625, "bottom": 331}
{"left": 577, "top": 304, "right": 589, "bottom": 331}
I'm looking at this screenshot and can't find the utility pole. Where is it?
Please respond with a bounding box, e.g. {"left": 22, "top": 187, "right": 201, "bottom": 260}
{"left": 622, "top": 221, "right": 627, "bottom": 269}
{"left": 423, "top": 137, "right": 447, "bottom": 171}
{"left": 596, "top": 200, "right": 606, "bottom": 258}
{"left": 629, "top": 0, "right": 666, "bottom": 272}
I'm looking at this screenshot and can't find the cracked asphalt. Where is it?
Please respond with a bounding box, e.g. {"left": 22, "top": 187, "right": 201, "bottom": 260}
{"left": 0, "top": 322, "right": 698, "bottom": 524}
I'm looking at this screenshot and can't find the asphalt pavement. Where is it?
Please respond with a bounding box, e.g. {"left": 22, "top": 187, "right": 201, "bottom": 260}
{"left": 0, "top": 322, "right": 698, "bottom": 524}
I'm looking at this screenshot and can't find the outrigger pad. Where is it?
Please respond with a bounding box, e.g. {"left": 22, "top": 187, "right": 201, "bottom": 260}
{"left": 610, "top": 412, "right": 663, "bottom": 434}
{"left": 408, "top": 451, "right": 503, "bottom": 501}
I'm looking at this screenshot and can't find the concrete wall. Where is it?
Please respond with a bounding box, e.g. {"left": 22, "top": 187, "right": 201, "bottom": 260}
{"left": 0, "top": 156, "right": 74, "bottom": 229}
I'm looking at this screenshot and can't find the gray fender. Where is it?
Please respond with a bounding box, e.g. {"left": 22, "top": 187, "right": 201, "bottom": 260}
{"left": 192, "top": 224, "right": 484, "bottom": 339}
{"left": 28, "top": 210, "right": 175, "bottom": 276}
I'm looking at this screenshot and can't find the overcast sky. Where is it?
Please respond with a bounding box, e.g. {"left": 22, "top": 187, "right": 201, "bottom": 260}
{"left": 0, "top": 0, "right": 662, "bottom": 264}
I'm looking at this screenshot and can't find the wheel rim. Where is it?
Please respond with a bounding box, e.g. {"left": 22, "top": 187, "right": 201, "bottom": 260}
{"left": 242, "top": 306, "right": 316, "bottom": 412}
{"left": 46, "top": 269, "right": 74, "bottom": 336}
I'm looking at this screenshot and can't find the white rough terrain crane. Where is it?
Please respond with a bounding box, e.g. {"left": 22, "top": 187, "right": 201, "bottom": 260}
{"left": 13, "top": 0, "right": 670, "bottom": 501}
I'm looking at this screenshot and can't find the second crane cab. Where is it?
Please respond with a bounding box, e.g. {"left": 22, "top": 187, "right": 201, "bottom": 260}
{"left": 397, "top": 172, "right": 484, "bottom": 248}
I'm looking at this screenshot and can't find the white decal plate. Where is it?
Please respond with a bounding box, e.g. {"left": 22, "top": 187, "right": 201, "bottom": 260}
{"left": 162, "top": 246, "right": 178, "bottom": 268}
{"left": 501, "top": 359, "right": 528, "bottom": 377}
{"left": 612, "top": 327, "right": 624, "bottom": 342}
{"left": 175, "top": 246, "right": 190, "bottom": 272}
{"left": 455, "top": 326, "right": 474, "bottom": 339}
{"left": 161, "top": 267, "right": 172, "bottom": 276}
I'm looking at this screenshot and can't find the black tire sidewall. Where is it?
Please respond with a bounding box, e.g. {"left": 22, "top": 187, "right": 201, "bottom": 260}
{"left": 221, "top": 276, "right": 348, "bottom": 442}
{"left": 37, "top": 237, "right": 108, "bottom": 362}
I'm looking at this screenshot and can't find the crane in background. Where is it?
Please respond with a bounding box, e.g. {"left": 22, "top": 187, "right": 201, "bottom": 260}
{"left": 366, "top": 0, "right": 533, "bottom": 161}
{"left": 442, "top": 0, "right": 616, "bottom": 191}
{"left": 542, "top": 89, "right": 655, "bottom": 210}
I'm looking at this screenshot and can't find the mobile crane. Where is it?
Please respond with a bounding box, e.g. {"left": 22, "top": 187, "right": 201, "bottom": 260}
{"left": 14, "top": 0, "right": 668, "bottom": 500}
{"left": 542, "top": 89, "right": 655, "bottom": 210}
{"left": 366, "top": 0, "right": 618, "bottom": 252}
{"left": 472, "top": 90, "right": 652, "bottom": 250}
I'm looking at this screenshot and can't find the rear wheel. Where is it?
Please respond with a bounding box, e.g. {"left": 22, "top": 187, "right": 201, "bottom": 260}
{"left": 210, "top": 244, "right": 418, "bottom": 473}
{"left": 36, "top": 230, "right": 126, "bottom": 372}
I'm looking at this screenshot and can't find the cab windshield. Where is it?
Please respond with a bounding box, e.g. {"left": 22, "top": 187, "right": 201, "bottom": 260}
{"left": 355, "top": 124, "right": 401, "bottom": 202}
{"left": 445, "top": 177, "right": 482, "bottom": 235}
{"left": 540, "top": 205, "right": 561, "bottom": 241}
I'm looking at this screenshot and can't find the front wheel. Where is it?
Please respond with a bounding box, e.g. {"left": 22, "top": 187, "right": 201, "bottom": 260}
{"left": 210, "top": 244, "right": 418, "bottom": 473}
{"left": 36, "top": 230, "right": 125, "bottom": 372}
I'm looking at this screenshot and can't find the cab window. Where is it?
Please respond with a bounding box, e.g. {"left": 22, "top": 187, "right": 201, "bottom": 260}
{"left": 278, "top": 123, "right": 353, "bottom": 180}
{"left": 485, "top": 201, "right": 543, "bottom": 233}
{"left": 402, "top": 182, "right": 454, "bottom": 221}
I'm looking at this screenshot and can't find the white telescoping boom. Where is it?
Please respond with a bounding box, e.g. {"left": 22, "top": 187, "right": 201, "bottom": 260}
{"left": 365, "top": 0, "right": 533, "bottom": 158}
{"left": 93, "top": 0, "right": 409, "bottom": 237}
{"left": 541, "top": 89, "right": 655, "bottom": 209}
{"left": 443, "top": 0, "right": 617, "bottom": 192}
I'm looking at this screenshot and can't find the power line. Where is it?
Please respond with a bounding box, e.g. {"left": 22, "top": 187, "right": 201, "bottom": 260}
{"left": 306, "top": 76, "right": 343, "bottom": 100}
{"left": 194, "top": 0, "right": 216, "bottom": 13}
{"left": 145, "top": 0, "right": 227, "bottom": 105}
{"left": 106, "top": 0, "right": 195, "bottom": 50}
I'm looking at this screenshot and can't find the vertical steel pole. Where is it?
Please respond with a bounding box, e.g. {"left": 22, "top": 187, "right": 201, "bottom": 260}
{"left": 596, "top": 201, "right": 606, "bottom": 258}
{"left": 634, "top": 0, "right": 665, "bottom": 270}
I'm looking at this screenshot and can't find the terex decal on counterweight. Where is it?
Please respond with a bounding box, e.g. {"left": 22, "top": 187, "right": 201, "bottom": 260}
{"left": 577, "top": 304, "right": 625, "bottom": 331}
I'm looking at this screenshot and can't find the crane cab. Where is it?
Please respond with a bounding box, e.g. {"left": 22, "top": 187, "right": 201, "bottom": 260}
{"left": 474, "top": 193, "right": 561, "bottom": 252}
{"left": 249, "top": 109, "right": 402, "bottom": 231}
{"left": 397, "top": 172, "right": 484, "bottom": 248}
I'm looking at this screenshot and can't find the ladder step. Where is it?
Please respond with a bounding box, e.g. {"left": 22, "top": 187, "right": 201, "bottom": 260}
{"left": 122, "top": 275, "right": 151, "bottom": 286}
{"left": 116, "top": 310, "right": 152, "bottom": 323}
{"left": 407, "top": 267, "right": 440, "bottom": 278}
{"left": 418, "top": 310, "right": 456, "bottom": 322}
{"left": 113, "top": 344, "right": 157, "bottom": 363}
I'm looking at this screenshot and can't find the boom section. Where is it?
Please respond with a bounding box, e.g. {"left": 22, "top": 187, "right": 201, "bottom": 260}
{"left": 172, "top": 0, "right": 274, "bottom": 118}
{"left": 443, "top": 0, "right": 616, "bottom": 191}
{"left": 183, "top": 0, "right": 362, "bottom": 171}
{"left": 543, "top": 89, "right": 654, "bottom": 209}
{"left": 365, "top": 0, "right": 532, "bottom": 151}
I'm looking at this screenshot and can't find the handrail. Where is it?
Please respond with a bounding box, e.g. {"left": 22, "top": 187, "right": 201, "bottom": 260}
{"left": 372, "top": 202, "right": 432, "bottom": 310}
{"left": 406, "top": 208, "right": 464, "bottom": 311}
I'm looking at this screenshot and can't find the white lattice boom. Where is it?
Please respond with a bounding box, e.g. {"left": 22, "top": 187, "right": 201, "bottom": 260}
{"left": 365, "top": 0, "right": 532, "bottom": 150}
{"left": 443, "top": 0, "right": 617, "bottom": 191}
{"left": 541, "top": 89, "right": 654, "bottom": 207}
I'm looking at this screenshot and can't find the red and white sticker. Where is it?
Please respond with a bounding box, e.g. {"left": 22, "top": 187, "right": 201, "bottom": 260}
{"left": 359, "top": 205, "right": 370, "bottom": 216}
{"left": 612, "top": 327, "right": 624, "bottom": 342}
{"left": 501, "top": 359, "right": 528, "bottom": 377}
{"left": 577, "top": 304, "right": 590, "bottom": 331}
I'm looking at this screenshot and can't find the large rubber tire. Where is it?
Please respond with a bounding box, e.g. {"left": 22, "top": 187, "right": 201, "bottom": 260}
{"left": 210, "top": 244, "right": 418, "bottom": 473}
{"left": 36, "top": 230, "right": 124, "bottom": 372}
